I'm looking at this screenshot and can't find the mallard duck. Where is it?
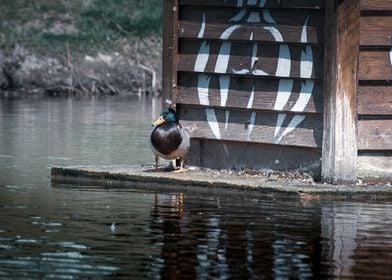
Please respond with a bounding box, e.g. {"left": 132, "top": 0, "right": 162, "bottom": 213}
{"left": 150, "top": 108, "right": 190, "bottom": 172}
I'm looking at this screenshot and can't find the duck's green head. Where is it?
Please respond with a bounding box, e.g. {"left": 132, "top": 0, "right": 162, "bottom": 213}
{"left": 153, "top": 108, "right": 178, "bottom": 126}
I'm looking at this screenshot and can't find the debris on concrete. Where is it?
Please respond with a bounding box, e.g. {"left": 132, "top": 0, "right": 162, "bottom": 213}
{"left": 51, "top": 165, "right": 392, "bottom": 196}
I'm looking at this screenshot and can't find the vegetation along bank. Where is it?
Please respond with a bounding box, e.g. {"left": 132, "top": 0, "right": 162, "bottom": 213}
{"left": 0, "top": 0, "right": 162, "bottom": 97}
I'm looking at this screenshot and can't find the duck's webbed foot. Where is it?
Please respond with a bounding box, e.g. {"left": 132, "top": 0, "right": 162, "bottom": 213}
{"left": 174, "top": 159, "right": 186, "bottom": 173}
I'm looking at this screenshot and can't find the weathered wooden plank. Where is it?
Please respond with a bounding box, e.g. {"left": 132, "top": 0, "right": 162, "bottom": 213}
{"left": 187, "top": 138, "right": 322, "bottom": 171}
{"left": 360, "top": 16, "right": 392, "bottom": 46}
{"left": 357, "top": 154, "right": 392, "bottom": 178}
{"left": 359, "top": 50, "right": 392, "bottom": 81}
{"left": 358, "top": 86, "right": 392, "bottom": 115}
{"left": 180, "top": 6, "right": 324, "bottom": 25}
{"left": 358, "top": 119, "right": 392, "bottom": 150}
{"left": 322, "top": 0, "right": 360, "bottom": 183}
{"left": 179, "top": 0, "right": 325, "bottom": 9}
{"left": 179, "top": 22, "right": 323, "bottom": 45}
{"left": 178, "top": 105, "right": 323, "bottom": 148}
{"left": 361, "top": 0, "right": 392, "bottom": 11}
{"left": 163, "top": 0, "right": 179, "bottom": 106}
{"left": 177, "top": 73, "right": 323, "bottom": 113}
{"left": 178, "top": 40, "right": 324, "bottom": 79}
{"left": 179, "top": 8, "right": 324, "bottom": 44}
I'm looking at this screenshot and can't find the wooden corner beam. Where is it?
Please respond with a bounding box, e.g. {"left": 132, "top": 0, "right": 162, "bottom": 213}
{"left": 162, "top": 0, "right": 179, "bottom": 109}
{"left": 322, "top": 0, "right": 361, "bottom": 184}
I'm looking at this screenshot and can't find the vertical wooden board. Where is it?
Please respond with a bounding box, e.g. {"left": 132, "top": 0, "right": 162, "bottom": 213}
{"left": 322, "top": 0, "right": 360, "bottom": 183}
{"left": 357, "top": 86, "right": 392, "bottom": 115}
{"left": 360, "top": 17, "right": 392, "bottom": 47}
{"left": 359, "top": 50, "right": 392, "bottom": 81}
{"left": 162, "top": 0, "right": 179, "bottom": 107}
{"left": 177, "top": 73, "right": 323, "bottom": 113}
{"left": 162, "top": 0, "right": 173, "bottom": 105}
{"left": 358, "top": 119, "right": 392, "bottom": 150}
{"left": 361, "top": 0, "right": 392, "bottom": 11}
{"left": 178, "top": 106, "right": 323, "bottom": 148}
{"left": 187, "top": 138, "right": 321, "bottom": 172}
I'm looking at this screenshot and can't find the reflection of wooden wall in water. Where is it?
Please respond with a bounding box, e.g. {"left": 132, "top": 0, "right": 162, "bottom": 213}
{"left": 150, "top": 193, "right": 323, "bottom": 278}
{"left": 357, "top": 0, "right": 392, "bottom": 177}
{"left": 163, "top": 0, "right": 392, "bottom": 182}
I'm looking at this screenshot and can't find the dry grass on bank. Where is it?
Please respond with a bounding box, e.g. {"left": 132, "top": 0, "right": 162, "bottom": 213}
{"left": 0, "top": 0, "right": 163, "bottom": 96}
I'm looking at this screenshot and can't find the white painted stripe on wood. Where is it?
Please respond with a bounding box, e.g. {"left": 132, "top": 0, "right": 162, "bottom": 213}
{"left": 390, "top": 48, "right": 392, "bottom": 68}
{"left": 301, "top": 16, "right": 310, "bottom": 43}
{"left": 275, "top": 115, "right": 306, "bottom": 144}
{"left": 291, "top": 80, "right": 314, "bottom": 112}
{"left": 233, "top": 43, "right": 269, "bottom": 76}
{"left": 263, "top": 26, "right": 284, "bottom": 42}
{"left": 206, "top": 108, "right": 221, "bottom": 139}
{"left": 274, "top": 79, "right": 294, "bottom": 110}
{"left": 197, "top": 75, "right": 211, "bottom": 106}
{"left": 214, "top": 42, "right": 232, "bottom": 73}
{"left": 194, "top": 41, "right": 210, "bottom": 72}
{"left": 247, "top": 85, "right": 255, "bottom": 109}
{"left": 247, "top": 12, "right": 261, "bottom": 23}
{"left": 300, "top": 17, "right": 313, "bottom": 79}
{"left": 247, "top": 111, "right": 257, "bottom": 141}
{"left": 263, "top": 10, "right": 276, "bottom": 24}
{"left": 197, "top": 12, "right": 206, "bottom": 39}
{"left": 300, "top": 46, "right": 313, "bottom": 78}
{"left": 274, "top": 113, "right": 287, "bottom": 137}
{"left": 219, "top": 76, "right": 230, "bottom": 107}
{"left": 252, "top": 69, "right": 270, "bottom": 75}
{"left": 213, "top": 25, "right": 242, "bottom": 74}
{"left": 232, "top": 69, "right": 250, "bottom": 74}
{"left": 251, "top": 43, "right": 258, "bottom": 69}
{"left": 220, "top": 25, "right": 242, "bottom": 40}
{"left": 229, "top": 8, "right": 246, "bottom": 22}
{"left": 225, "top": 110, "right": 230, "bottom": 131}
{"left": 276, "top": 45, "right": 291, "bottom": 77}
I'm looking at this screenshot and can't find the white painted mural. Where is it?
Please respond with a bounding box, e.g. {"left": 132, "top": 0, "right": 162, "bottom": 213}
{"left": 194, "top": 0, "right": 315, "bottom": 144}
{"left": 390, "top": 47, "right": 392, "bottom": 68}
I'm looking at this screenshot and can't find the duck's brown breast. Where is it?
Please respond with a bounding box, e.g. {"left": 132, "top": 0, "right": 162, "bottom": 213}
{"left": 151, "top": 123, "right": 182, "bottom": 155}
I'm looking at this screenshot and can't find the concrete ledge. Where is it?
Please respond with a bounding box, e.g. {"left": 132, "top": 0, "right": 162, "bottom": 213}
{"left": 51, "top": 165, "right": 392, "bottom": 197}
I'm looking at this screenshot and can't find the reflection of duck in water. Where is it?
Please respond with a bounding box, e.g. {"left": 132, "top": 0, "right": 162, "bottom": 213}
{"left": 150, "top": 108, "right": 190, "bottom": 172}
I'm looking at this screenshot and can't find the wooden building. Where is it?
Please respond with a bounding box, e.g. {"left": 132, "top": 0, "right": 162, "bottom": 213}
{"left": 162, "top": 0, "right": 391, "bottom": 183}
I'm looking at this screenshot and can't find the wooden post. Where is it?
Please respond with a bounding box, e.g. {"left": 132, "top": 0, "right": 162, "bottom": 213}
{"left": 162, "top": 0, "right": 179, "bottom": 109}
{"left": 322, "top": 0, "right": 360, "bottom": 184}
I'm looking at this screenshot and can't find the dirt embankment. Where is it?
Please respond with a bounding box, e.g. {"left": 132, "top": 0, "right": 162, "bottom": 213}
{"left": 0, "top": 0, "right": 163, "bottom": 97}
{"left": 0, "top": 39, "right": 162, "bottom": 97}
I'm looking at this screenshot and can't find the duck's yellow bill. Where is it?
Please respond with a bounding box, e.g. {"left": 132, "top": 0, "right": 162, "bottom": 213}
{"left": 153, "top": 116, "right": 165, "bottom": 126}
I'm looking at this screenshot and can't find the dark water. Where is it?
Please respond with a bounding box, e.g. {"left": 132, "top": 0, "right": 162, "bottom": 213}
{"left": 0, "top": 97, "right": 392, "bottom": 279}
